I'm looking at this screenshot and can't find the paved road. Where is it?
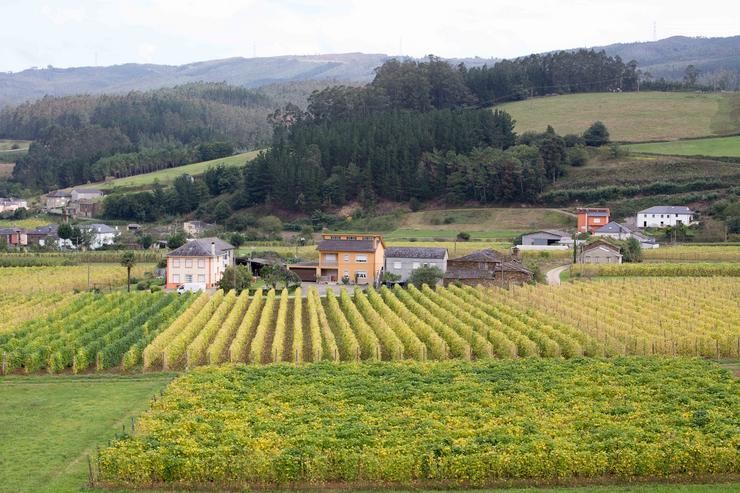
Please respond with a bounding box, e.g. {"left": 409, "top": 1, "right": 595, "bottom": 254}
{"left": 546, "top": 264, "right": 570, "bottom": 286}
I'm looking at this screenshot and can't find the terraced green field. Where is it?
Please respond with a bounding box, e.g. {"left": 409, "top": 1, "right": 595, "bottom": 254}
{"left": 627, "top": 135, "right": 740, "bottom": 157}
{"left": 97, "top": 150, "right": 260, "bottom": 191}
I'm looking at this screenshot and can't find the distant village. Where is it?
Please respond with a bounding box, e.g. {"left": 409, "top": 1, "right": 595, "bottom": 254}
{"left": 0, "top": 186, "right": 699, "bottom": 291}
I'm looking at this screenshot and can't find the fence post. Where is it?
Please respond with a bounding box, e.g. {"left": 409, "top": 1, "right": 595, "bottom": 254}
{"left": 87, "top": 455, "right": 95, "bottom": 487}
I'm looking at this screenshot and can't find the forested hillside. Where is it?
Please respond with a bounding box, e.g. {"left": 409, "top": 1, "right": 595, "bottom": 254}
{"left": 0, "top": 83, "right": 274, "bottom": 190}
{"left": 238, "top": 55, "right": 612, "bottom": 210}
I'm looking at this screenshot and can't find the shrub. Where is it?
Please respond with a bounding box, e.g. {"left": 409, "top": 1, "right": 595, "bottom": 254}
{"left": 456, "top": 231, "right": 471, "bottom": 241}
{"left": 567, "top": 145, "right": 588, "bottom": 166}
{"left": 583, "top": 121, "right": 610, "bottom": 147}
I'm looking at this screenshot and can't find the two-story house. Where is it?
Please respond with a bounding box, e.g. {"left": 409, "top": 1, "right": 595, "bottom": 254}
{"left": 79, "top": 223, "right": 119, "bottom": 249}
{"left": 165, "top": 238, "right": 235, "bottom": 289}
{"left": 316, "top": 234, "right": 385, "bottom": 285}
{"left": 636, "top": 206, "right": 695, "bottom": 228}
{"left": 577, "top": 207, "right": 610, "bottom": 233}
{"left": 384, "top": 246, "right": 448, "bottom": 283}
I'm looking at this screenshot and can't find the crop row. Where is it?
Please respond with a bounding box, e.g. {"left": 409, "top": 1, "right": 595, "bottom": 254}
{"left": 497, "top": 277, "right": 740, "bottom": 358}
{"left": 0, "top": 292, "right": 193, "bottom": 374}
{"left": 140, "top": 284, "right": 607, "bottom": 370}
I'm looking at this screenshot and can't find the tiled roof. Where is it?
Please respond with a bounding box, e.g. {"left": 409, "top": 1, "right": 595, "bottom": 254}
{"left": 638, "top": 206, "right": 693, "bottom": 215}
{"left": 81, "top": 223, "right": 117, "bottom": 234}
{"left": 317, "top": 239, "right": 377, "bottom": 252}
{"left": 594, "top": 221, "right": 632, "bottom": 234}
{"left": 385, "top": 246, "right": 447, "bottom": 259}
{"left": 168, "top": 237, "right": 234, "bottom": 257}
{"left": 46, "top": 190, "right": 71, "bottom": 197}
{"left": 72, "top": 188, "right": 103, "bottom": 194}
{"left": 444, "top": 261, "right": 531, "bottom": 279}
{"left": 583, "top": 239, "right": 620, "bottom": 253}
{"left": 449, "top": 248, "right": 504, "bottom": 262}
{"left": 28, "top": 224, "right": 59, "bottom": 235}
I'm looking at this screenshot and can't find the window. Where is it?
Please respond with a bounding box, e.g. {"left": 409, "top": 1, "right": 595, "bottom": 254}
{"left": 593, "top": 218, "right": 601, "bottom": 223}
{"left": 393, "top": 261, "right": 402, "bottom": 270}
{"left": 412, "top": 262, "right": 420, "bottom": 269}
{"left": 355, "top": 255, "right": 368, "bottom": 263}
{"left": 185, "top": 274, "right": 193, "bottom": 283}
{"left": 343, "top": 270, "right": 349, "bottom": 278}
{"left": 330, "top": 235, "right": 341, "bottom": 240}
{"left": 173, "top": 259, "right": 180, "bottom": 267}
{"left": 423, "top": 263, "right": 430, "bottom": 267}
{"left": 347, "top": 236, "right": 356, "bottom": 240}
{"left": 343, "top": 254, "right": 350, "bottom": 262}
{"left": 173, "top": 274, "right": 180, "bottom": 283}
{"left": 652, "top": 214, "right": 655, "bottom": 218}
{"left": 197, "top": 259, "right": 205, "bottom": 268}
{"left": 185, "top": 259, "right": 193, "bottom": 268}
{"left": 197, "top": 274, "right": 205, "bottom": 282}
{"left": 356, "top": 271, "right": 367, "bottom": 279}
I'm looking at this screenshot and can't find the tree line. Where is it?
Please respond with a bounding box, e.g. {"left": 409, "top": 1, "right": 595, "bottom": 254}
{"left": 0, "top": 83, "right": 274, "bottom": 190}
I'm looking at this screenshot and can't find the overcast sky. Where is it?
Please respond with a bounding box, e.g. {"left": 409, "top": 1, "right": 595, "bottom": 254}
{"left": 1, "top": 0, "right": 738, "bottom": 72}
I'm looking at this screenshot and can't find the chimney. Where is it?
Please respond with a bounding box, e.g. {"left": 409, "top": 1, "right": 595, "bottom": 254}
{"left": 211, "top": 241, "right": 216, "bottom": 256}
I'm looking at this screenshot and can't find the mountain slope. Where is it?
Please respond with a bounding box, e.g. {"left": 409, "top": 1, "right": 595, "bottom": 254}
{"left": 0, "top": 53, "right": 391, "bottom": 107}
{"left": 597, "top": 35, "right": 740, "bottom": 82}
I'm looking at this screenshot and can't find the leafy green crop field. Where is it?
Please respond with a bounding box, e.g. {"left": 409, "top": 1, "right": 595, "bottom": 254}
{"left": 97, "top": 150, "right": 260, "bottom": 191}
{"left": 98, "top": 359, "right": 738, "bottom": 489}
{"left": 498, "top": 92, "right": 740, "bottom": 142}
{"left": 0, "top": 373, "right": 173, "bottom": 493}
{"left": 626, "top": 136, "right": 740, "bottom": 157}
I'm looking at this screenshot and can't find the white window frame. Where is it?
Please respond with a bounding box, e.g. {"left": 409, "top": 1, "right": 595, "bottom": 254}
{"left": 343, "top": 254, "right": 350, "bottom": 262}
{"left": 412, "top": 262, "right": 420, "bottom": 269}
{"left": 185, "top": 274, "right": 193, "bottom": 283}
{"left": 393, "top": 261, "right": 402, "bottom": 270}
{"left": 197, "top": 274, "right": 205, "bottom": 282}
{"left": 356, "top": 271, "right": 368, "bottom": 279}
{"left": 173, "top": 274, "right": 180, "bottom": 283}
{"left": 355, "top": 255, "right": 368, "bottom": 263}
{"left": 173, "top": 259, "right": 180, "bottom": 267}
{"left": 185, "top": 259, "right": 193, "bottom": 268}
{"left": 197, "top": 259, "right": 205, "bottom": 269}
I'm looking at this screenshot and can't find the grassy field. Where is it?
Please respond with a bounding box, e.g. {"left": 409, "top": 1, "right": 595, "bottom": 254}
{"left": 398, "top": 208, "right": 574, "bottom": 234}
{"left": 0, "top": 162, "right": 14, "bottom": 177}
{"left": 0, "top": 373, "right": 174, "bottom": 493}
{"left": 498, "top": 91, "right": 740, "bottom": 142}
{"left": 0, "top": 139, "right": 31, "bottom": 151}
{"left": 626, "top": 135, "right": 740, "bottom": 157}
{"left": 96, "top": 150, "right": 260, "bottom": 191}
{"left": 0, "top": 217, "right": 52, "bottom": 229}
{"left": 553, "top": 154, "right": 740, "bottom": 190}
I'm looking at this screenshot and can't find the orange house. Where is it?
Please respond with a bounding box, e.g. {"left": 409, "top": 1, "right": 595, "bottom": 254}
{"left": 316, "top": 234, "right": 385, "bottom": 285}
{"left": 577, "top": 207, "right": 610, "bottom": 233}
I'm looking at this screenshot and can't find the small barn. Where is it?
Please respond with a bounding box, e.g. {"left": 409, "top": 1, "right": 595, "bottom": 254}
{"left": 520, "top": 230, "right": 572, "bottom": 247}
{"left": 443, "top": 249, "right": 532, "bottom": 286}
{"left": 579, "top": 240, "right": 623, "bottom": 264}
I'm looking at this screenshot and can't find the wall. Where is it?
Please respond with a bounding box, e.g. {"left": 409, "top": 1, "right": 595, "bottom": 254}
{"left": 384, "top": 256, "right": 447, "bottom": 282}
{"left": 637, "top": 213, "right": 693, "bottom": 228}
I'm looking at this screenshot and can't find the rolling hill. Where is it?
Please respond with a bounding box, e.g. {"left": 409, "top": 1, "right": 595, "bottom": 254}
{"left": 1, "top": 35, "right": 737, "bottom": 108}
{"left": 498, "top": 91, "right": 740, "bottom": 142}
{"left": 598, "top": 35, "right": 740, "bottom": 83}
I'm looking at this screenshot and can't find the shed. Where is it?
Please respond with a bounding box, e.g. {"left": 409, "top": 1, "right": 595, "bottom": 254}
{"left": 579, "top": 240, "right": 622, "bottom": 264}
